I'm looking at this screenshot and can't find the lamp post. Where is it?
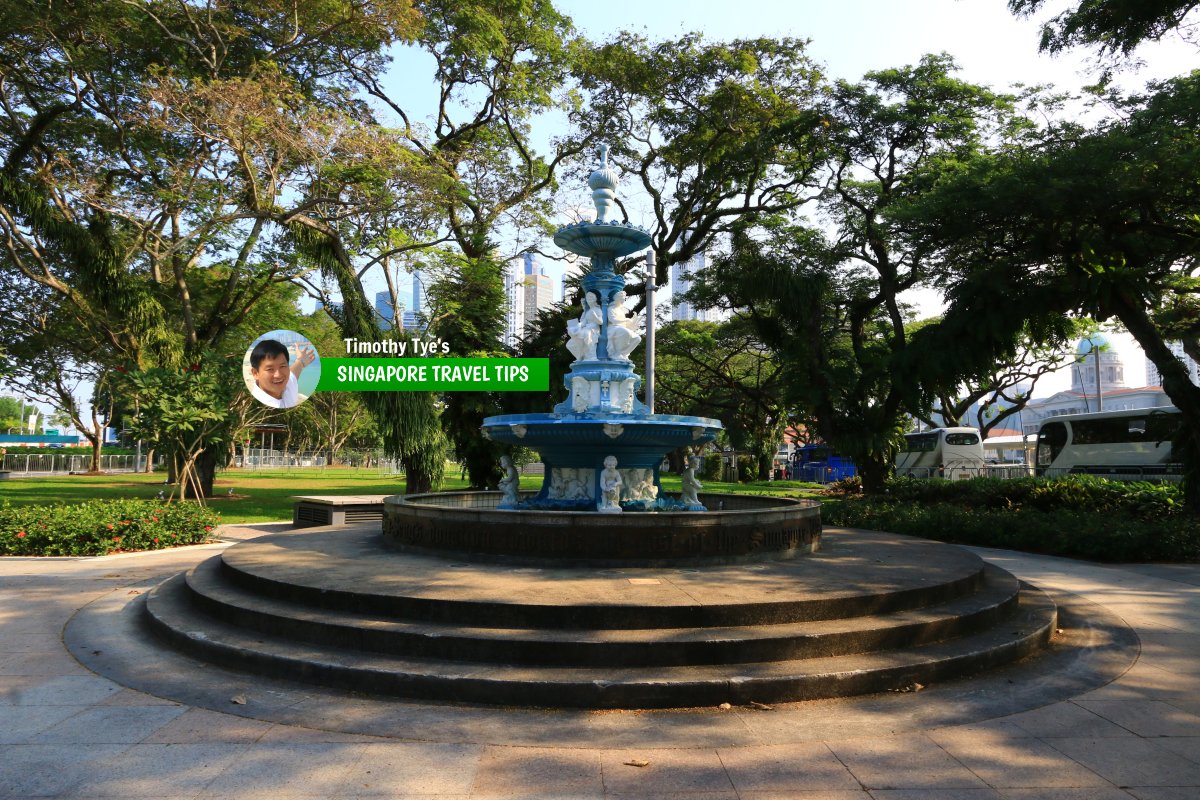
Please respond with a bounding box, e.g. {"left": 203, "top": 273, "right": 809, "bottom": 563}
{"left": 644, "top": 251, "right": 656, "bottom": 414}
{"left": 1093, "top": 337, "right": 1104, "bottom": 412}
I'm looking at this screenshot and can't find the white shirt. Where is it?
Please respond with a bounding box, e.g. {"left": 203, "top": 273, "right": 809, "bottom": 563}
{"left": 250, "top": 372, "right": 300, "bottom": 409}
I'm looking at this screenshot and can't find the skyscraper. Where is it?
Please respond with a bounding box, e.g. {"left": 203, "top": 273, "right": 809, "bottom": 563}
{"left": 670, "top": 250, "right": 727, "bottom": 322}
{"left": 1146, "top": 340, "right": 1200, "bottom": 387}
{"left": 519, "top": 253, "right": 554, "bottom": 338}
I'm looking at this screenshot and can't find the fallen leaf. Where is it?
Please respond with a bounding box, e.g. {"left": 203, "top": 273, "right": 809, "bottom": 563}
{"left": 749, "top": 701, "right": 775, "bottom": 711}
{"left": 623, "top": 759, "right": 649, "bottom": 768}
{"left": 718, "top": 702, "right": 732, "bottom": 710}
{"left": 230, "top": 694, "right": 247, "bottom": 705}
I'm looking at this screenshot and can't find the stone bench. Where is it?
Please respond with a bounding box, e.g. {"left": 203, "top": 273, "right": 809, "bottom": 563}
{"left": 292, "top": 495, "right": 390, "bottom": 528}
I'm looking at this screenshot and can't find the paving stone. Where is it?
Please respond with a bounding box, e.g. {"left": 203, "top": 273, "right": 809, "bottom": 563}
{"left": 717, "top": 742, "right": 860, "bottom": 792}
{"left": 826, "top": 735, "right": 990, "bottom": 790}
{"left": 1153, "top": 737, "right": 1200, "bottom": 764}
{"left": 598, "top": 748, "right": 735, "bottom": 794}
{"left": 1045, "top": 737, "right": 1200, "bottom": 787}
{"left": 469, "top": 745, "right": 599, "bottom": 797}
{"left": 1001, "top": 702, "right": 1136, "bottom": 738}
{"left": 1126, "top": 788, "right": 1200, "bottom": 800}
{"left": 867, "top": 791, "right": 1002, "bottom": 800}
{"left": 67, "top": 742, "right": 248, "bottom": 796}
{"left": 30, "top": 703, "right": 187, "bottom": 743}
{"left": 200, "top": 742, "right": 365, "bottom": 796}
{"left": 1075, "top": 700, "right": 1200, "bottom": 737}
{"left": 932, "top": 730, "right": 1112, "bottom": 788}
{"left": 343, "top": 742, "right": 482, "bottom": 795}
{"left": 0, "top": 703, "right": 86, "bottom": 742}
{"left": 0, "top": 743, "right": 131, "bottom": 796}
{"left": 143, "top": 707, "right": 277, "bottom": 743}
{"left": 0, "top": 673, "right": 123, "bottom": 705}
{"left": 996, "top": 790, "right": 1137, "bottom": 800}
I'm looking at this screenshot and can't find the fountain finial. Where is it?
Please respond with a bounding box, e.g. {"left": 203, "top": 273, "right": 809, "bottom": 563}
{"left": 588, "top": 145, "right": 619, "bottom": 223}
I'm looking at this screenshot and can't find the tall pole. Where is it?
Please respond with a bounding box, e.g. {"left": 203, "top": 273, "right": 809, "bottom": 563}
{"left": 644, "top": 251, "right": 656, "bottom": 414}
{"left": 1093, "top": 336, "right": 1104, "bottom": 412}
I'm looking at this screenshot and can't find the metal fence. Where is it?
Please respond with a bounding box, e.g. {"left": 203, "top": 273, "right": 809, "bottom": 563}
{"left": 0, "top": 453, "right": 141, "bottom": 475}
{"left": 894, "top": 463, "right": 1183, "bottom": 482}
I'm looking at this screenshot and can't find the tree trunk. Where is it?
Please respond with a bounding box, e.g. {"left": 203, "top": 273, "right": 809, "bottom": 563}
{"left": 1111, "top": 290, "right": 1200, "bottom": 513}
{"left": 87, "top": 433, "right": 102, "bottom": 473}
{"left": 183, "top": 448, "right": 217, "bottom": 499}
{"left": 144, "top": 447, "right": 155, "bottom": 473}
{"left": 857, "top": 454, "right": 891, "bottom": 494}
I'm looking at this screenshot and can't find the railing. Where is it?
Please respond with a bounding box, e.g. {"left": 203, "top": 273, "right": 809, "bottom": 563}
{"left": 893, "top": 463, "right": 1181, "bottom": 482}
{"left": 0, "top": 453, "right": 141, "bottom": 475}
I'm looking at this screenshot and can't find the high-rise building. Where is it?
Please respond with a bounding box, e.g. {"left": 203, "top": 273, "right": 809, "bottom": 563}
{"left": 504, "top": 258, "right": 526, "bottom": 346}
{"left": 518, "top": 253, "right": 554, "bottom": 338}
{"left": 374, "top": 290, "right": 396, "bottom": 330}
{"left": 670, "top": 250, "right": 727, "bottom": 322}
{"left": 1146, "top": 340, "right": 1200, "bottom": 387}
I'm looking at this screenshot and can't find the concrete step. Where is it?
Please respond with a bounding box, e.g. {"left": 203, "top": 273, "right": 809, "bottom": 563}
{"left": 181, "top": 555, "right": 1022, "bottom": 667}
{"left": 144, "top": 571, "right": 1057, "bottom": 709}
{"left": 216, "top": 528, "right": 989, "bottom": 628}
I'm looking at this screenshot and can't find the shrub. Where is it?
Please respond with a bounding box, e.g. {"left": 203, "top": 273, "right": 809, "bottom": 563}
{"left": 0, "top": 499, "right": 220, "bottom": 556}
{"left": 701, "top": 453, "right": 723, "bottom": 481}
{"left": 824, "top": 493, "right": 1200, "bottom": 563}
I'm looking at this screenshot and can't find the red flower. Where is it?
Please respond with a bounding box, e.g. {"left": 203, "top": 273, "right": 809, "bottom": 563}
{"left": 203, "top": 525, "right": 212, "bottom": 532}
{"left": 112, "top": 536, "right": 121, "bottom": 543}
{"left": 151, "top": 517, "right": 159, "bottom": 522}
{"left": 16, "top": 531, "right": 26, "bottom": 538}
{"left": 152, "top": 537, "right": 159, "bottom": 544}
{"left": 115, "top": 365, "right": 127, "bottom": 374}
{"left": 106, "top": 523, "right": 114, "bottom": 530}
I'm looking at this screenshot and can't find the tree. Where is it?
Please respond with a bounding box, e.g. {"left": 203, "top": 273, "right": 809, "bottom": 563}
{"left": 0, "top": 0, "right": 424, "bottom": 496}
{"left": 1009, "top": 0, "right": 1199, "bottom": 59}
{"left": 654, "top": 319, "right": 790, "bottom": 479}
{"left": 912, "top": 319, "right": 1090, "bottom": 437}
{"left": 575, "top": 33, "right": 828, "bottom": 295}
{"left": 898, "top": 73, "right": 1200, "bottom": 507}
{"left": 700, "top": 55, "right": 1024, "bottom": 491}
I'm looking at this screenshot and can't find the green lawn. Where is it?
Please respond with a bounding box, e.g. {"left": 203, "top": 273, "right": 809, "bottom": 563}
{"left": 2, "top": 469, "right": 822, "bottom": 525}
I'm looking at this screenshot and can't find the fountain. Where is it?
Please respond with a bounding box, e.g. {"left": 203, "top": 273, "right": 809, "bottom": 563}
{"left": 484, "top": 144, "right": 722, "bottom": 512}
{"left": 382, "top": 147, "right": 822, "bottom": 565}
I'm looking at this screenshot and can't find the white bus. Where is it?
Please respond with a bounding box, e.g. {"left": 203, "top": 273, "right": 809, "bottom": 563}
{"left": 1035, "top": 406, "right": 1183, "bottom": 480}
{"left": 895, "top": 427, "right": 986, "bottom": 480}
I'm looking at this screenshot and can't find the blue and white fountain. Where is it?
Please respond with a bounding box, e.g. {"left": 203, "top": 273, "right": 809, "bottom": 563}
{"left": 482, "top": 147, "right": 722, "bottom": 512}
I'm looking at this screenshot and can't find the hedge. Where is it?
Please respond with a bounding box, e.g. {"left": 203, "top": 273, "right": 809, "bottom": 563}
{"left": 1, "top": 499, "right": 220, "bottom": 556}
{"left": 823, "top": 476, "right": 1198, "bottom": 563}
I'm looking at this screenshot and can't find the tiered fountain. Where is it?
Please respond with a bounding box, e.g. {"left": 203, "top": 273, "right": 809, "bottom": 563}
{"left": 381, "top": 147, "right": 822, "bottom": 564}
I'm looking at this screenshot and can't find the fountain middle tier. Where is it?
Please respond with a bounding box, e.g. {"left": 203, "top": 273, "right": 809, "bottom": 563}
{"left": 482, "top": 412, "right": 722, "bottom": 511}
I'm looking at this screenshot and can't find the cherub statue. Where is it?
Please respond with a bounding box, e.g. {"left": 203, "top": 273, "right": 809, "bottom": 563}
{"left": 597, "top": 455, "right": 623, "bottom": 513}
{"left": 566, "top": 292, "right": 603, "bottom": 362}
{"left": 498, "top": 454, "right": 520, "bottom": 508}
{"left": 606, "top": 290, "right": 642, "bottom": 361}
{"left": 681, "top": 456, "right": 704, "bottom": 510}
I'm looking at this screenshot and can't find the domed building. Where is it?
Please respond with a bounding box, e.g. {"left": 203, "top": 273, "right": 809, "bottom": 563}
{"left": 1071, "top": 333, "right": 1127, "bottom": 395}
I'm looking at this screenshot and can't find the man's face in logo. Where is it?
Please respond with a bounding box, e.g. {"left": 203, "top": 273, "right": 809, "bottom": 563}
{"left": 251, "top": 352, "right": 290, "bottom": 399}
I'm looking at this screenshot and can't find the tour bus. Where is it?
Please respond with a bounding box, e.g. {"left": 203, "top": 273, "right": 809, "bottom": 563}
{"left": 1035, "top": 406, "right": 1183, "bottom": 480}
{"left": 895, "top": 427, "right": 986, "bottom": 480}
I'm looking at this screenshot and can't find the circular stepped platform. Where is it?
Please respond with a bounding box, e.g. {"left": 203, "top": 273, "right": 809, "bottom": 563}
{"left": 144, "top": 527, "right": 1057, "bottom": 709}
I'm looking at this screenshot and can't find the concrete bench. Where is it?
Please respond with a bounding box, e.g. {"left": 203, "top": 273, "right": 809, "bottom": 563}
{"left": 292, "top": 495, "right": 390, "bottom": 528}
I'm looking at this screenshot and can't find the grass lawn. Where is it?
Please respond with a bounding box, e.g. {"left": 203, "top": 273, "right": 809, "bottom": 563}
{"left": 3, "top": 469, "right": 824, "bottom": 525}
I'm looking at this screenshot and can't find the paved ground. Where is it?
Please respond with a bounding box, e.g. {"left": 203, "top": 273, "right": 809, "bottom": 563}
{"left": 2, "top": 522, "right": 1199, "bottom": 799}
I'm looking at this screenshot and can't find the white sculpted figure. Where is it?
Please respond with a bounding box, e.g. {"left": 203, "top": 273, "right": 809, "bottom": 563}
{"left": 566, "top": 292, "right": 603, "bottom": 362}
{"left": 681, "top": 456, "right": 703, "bottom": 509}
{"left": 571, "top": 376, "right": 590, "bottom": 413}
{"left": 597, "top": 455, "right": 623, "bottom": 513}
{"left": 605, "top": 290, "right": 642, "bottom": 361}
{"left": 498, "top": 455, "right": 520, "bottom": 507}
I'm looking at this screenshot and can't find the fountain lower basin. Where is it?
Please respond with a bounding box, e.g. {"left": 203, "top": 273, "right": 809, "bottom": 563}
{"left": 383, "top": 491, "right": 821, "bottom": 567}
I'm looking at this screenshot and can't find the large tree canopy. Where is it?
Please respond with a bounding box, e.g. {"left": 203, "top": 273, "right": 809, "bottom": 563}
{"left": 897, "top": 71, "right": 1200, "bottom": 504}
{"left": 1010, "top": 0, "right": 1199, "bottom": 58}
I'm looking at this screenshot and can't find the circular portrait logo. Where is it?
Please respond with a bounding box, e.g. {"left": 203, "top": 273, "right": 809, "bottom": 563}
{"left": 243, "top": 330, "right": 320, "bottom": 409}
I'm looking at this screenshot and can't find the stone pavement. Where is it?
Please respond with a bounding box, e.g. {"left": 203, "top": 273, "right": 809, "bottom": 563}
{"left": 2, "top": 525, "right": 1199, "bottom": 799}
